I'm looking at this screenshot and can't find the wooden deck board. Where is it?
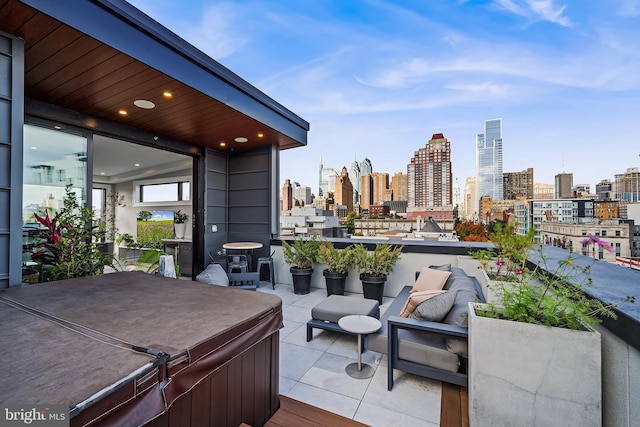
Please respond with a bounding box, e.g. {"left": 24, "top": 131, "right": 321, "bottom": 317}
{"left": 263, "top": 383, "right": 468, "bottom": 427}
{"left": 265, "top": 396, "right": 368, "bottom": 427}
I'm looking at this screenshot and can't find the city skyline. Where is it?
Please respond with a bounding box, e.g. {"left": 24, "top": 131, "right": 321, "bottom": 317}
{"left": 129, "top": 0, "right": 640, "bottom": 192}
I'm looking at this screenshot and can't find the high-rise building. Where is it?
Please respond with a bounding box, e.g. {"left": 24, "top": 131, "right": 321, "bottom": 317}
{"left": 295, "top": 186, "right": 312, "bottom": 205}
{"left": 391, "top": 172, "right": 407, "bottom": 201}
{"left": 407, "top": 133, "right": 453, "bottom": 220}
{"left": 282, "top": 179, "right": 293, "bottom": 211}
{"left": 554, "top": 173, "right": 573, "bottom": 199}
{"left": 318, "top": 158, "right": 337, "bottom": 196}
{"left": 476, "top": 118, "right": 503, "bottom": 211}
{"left": 503, "top": 168, "right": 534, "bottom": 200}
{"left": 596, "top": 180, "right": 613, "bottom": 201}
{"left": 349, "top": 160, "right": 361, "bottom": 205}
{"left": 463, "top": 177, "right": 477, "bottom": 220}
{"left": 334, "top": 166, "right": 354, "bottom": 214}
{"left": 614, "top": 167, "right": 640, "bottom": 202}
{"left": 360, "top": 172, "right": 389, "bottom": 209}
{"left": 360, "top": 158, "right": 372, "bottom": 176}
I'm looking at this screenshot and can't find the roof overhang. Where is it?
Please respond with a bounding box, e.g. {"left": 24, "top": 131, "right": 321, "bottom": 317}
{"left": 0, "top": 0, "right": 309, "bottom": 152}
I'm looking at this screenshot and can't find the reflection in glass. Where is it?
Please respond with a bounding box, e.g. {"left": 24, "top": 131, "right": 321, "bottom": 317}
{"left": 22, "top": 124, "right": 87, "bottom": 267}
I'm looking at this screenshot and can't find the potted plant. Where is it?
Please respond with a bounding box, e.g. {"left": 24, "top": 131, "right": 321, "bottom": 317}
{"left": 468, "top": 225, "right": 635, "bottom": 427}
{"left": 317, "top": 241, "right": 354, "bottom": 296}
{"left": 282, "top": 236, "right": 320, "bottom": 294}
{"left": 352, "top": 243, "right": 402, "bottom": 305}
{"left": 174, "top": 210, "right": 189, "bottom": 239}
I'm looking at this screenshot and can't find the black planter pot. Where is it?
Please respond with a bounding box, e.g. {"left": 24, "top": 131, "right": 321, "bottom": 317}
{"left": 360, "top": 273, "right": 387, "bottom": 305}
{"left": 290, "top": 267, "right": 313, "bottom": 295}
{"left": 323, "top": 270, "right": 348, "bottom": 296}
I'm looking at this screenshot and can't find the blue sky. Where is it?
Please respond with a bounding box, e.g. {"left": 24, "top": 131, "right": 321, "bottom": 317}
{"left": 129, "top": 0, "right": 640, "bottom": 195}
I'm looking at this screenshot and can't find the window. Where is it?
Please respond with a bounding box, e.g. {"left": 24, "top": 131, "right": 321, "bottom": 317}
{"left": 616, "top": 230, "right": 621, "bottom": 237}
{"left": 134, "top": 176, "right": 191, "bottom": 205}
{"left": 601, "top": 230, "right": 607, "bottom": 237}
{"left": 616, "top": 243, "right": 621, "bottom": 257}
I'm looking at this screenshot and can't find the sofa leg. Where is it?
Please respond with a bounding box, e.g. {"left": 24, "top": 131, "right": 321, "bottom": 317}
{"left": 388, "top": 364, "right": 394, "bottom": 391}
{"left": 306, "top": 324, "right": 312, "bottom": 342}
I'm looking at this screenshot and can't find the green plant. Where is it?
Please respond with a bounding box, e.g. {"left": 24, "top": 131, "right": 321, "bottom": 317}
{"left": 31, "top": 185, "right": 114, "bottom": 281}
{"left": 317, "top": 242, "right": 354, "bottom": 274}
{"left": 174, "top": 210, "right": 189, "bottom": 224}
{"left": 352, "top": 243, "right": 402, "bottom": 277}
{"left": 471, "top": 222, "right": 534, "bottom": 280}
{"left": 282, "top": 236, "right": 319, "bottom": 269}
{"left": 478, "top": 246, "right": 635, "bottom": 330}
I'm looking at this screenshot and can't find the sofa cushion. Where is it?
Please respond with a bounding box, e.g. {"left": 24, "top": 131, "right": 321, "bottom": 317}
{"left": 195, "top": 263, "right": 229, "bottom": 286}
{"left": 429, "top": 263, "right": 451, "bottom": 272}
{"left": 399, "top": 289, "right": 446, "bottom": 317}
{"left": 408, "top": 290, "right": 457, "bottom": 322}
{"left": 442, "top": 267, "right": 482, "bottom": 327}
{"left": 411, "top": 267, "right": 451, "bottom": 293}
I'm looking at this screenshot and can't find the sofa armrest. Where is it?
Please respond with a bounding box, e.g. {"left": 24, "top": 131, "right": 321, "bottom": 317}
{"left": 387, "top": 315, "right": 469, "bottom": 390}
{"left": 387, "top": 315, "right": 468, "bottom": 339}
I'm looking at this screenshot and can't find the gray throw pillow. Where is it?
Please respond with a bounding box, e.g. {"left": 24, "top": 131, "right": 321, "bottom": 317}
{"left": 195, "top": 263, "right": 229, "bottom": 286}
{"left": 429, "top": 263, "right": 451, "bottom": 272}
{"left": 408, "top": 290, "right": 457, "bottom": 322}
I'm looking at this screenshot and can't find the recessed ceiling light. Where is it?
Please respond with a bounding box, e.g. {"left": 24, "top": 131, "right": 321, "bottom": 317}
{"left": 100, "top": 172, "right": 106, "bottom": 175}
{"left": 134, "top": 99, "right": 155, "bottom": 109}
{"left": 118, "top": 110, "right": 128, "bottom": 116}
{"left": 220, "top": 142, "right": 227, "bottom": 147}
{"left": 30, "top": 146, "right": 38, "bottom": 150}
{"left": 257, "top": 133, "right": 264, "bottom": 138}
{"left": 134, "top": 163, "right": 141, "bottom": 167}
{"left": 163, "top": 91, "right": 173, "bottom": 98}
{"left": 234, "top": 137, "right": 248, "bottom": 143}
{"left": 54, "top": 125, "right": 62, "bottom": 130}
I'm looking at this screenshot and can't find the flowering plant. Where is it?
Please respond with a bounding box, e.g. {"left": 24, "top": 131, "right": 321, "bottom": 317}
{"left": 580, "top": 233, "right": 615, "bottom": 257}
{"left": 472, "top": 222, "right": 634, "bottom": 330}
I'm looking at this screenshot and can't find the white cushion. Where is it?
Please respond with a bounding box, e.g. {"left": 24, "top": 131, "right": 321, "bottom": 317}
{"left": 196, "top": 263, "right": 229, "bottom": 286}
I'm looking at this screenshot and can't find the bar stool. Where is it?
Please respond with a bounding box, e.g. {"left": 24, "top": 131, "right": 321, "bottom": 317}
{"left": 257, "top": 252, "right": 276, "bottom": 289}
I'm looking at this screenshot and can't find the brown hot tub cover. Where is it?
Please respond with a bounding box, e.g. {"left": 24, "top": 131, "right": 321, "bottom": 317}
{"left": 0, "top": 272, "right": 283, "bottom": 426}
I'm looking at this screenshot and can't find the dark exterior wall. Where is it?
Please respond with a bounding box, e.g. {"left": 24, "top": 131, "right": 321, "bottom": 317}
{"left": 203, "top": 145, "right": 278, "bottom": 269}
{"left": 204, "top": 149, "right": 229, "bottom": 263}
{"left": 0, "top": 31, "right": 24, "bottom": 288}
{"left": 228, "top": 146, "right": 277, "bottom": 260}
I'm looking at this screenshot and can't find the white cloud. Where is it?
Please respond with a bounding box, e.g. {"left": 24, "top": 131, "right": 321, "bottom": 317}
{"left": 181, "top": 3, "right": 248, "bottom": 59}
{"left": 494, "top": 0, "right": 572, "bottom": 27}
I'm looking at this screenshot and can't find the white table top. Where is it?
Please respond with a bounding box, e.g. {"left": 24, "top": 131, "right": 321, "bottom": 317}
{"left": 223, "top": 242, "right": 263, "bottom": 250}
{"left": 338, "top": 315, "right": 382, "bottom": 335}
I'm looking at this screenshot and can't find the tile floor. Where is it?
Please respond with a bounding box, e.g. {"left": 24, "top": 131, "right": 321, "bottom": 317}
{"left": 256, "top": 282, "right": 443, "bottom": 427}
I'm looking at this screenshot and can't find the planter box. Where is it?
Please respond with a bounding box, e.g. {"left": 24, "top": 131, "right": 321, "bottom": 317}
{"left": 469, "top": 302, "right": 602, "bottom": 427}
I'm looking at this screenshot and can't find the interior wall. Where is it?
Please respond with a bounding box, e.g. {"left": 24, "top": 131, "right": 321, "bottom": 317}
{"left": 113, "top": 168, "right": 193, "bottom": 245}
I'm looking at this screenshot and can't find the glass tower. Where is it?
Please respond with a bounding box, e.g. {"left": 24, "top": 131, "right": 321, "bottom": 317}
{"left": 476, "top": 118, "right": 503, "bottom": 212}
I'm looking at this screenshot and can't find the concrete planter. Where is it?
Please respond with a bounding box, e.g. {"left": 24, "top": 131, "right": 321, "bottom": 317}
{"left": 468, "top": 302, "right": 602, "bottom": 427}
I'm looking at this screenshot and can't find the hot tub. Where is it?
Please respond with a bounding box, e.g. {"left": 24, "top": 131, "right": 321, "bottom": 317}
{"left": 0, "top": 272, "right": 283, "bottom": 426}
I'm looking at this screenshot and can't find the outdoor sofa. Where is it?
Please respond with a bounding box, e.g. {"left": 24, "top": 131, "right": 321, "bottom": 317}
{"left": 368, "top": 265, "right": 486, "bottom": 390}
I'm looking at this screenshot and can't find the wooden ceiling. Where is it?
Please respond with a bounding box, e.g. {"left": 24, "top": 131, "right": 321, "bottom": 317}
{"left": 0, "top": 0, "right": 306, "bottom": 153}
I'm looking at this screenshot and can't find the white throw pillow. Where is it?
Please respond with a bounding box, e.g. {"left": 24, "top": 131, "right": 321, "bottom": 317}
{"left": 196, "top": 263, "right": 229, "bottom": 286}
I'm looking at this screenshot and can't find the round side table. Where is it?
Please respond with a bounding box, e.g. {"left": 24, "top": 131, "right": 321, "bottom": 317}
{"left": 338, "top": 314, "right": 382, "bottom": 379}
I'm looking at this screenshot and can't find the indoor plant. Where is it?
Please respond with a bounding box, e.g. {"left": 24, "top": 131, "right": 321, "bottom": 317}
{"left": 282, "top": 236, "right": 320, "bottom": 294}
{"left": 468, "top": 224, "right": 634, "bottom": 427}
{"left": 352, "top": 243, "right": 402, "bottom": 305}
{"left": 317, "top": 241, "right": 354, "bottom": 296}
{"left": 173, "top": 210, "right": 189, "bottom": 239}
